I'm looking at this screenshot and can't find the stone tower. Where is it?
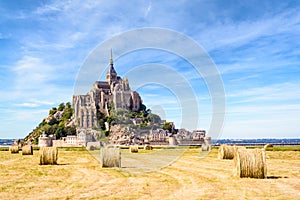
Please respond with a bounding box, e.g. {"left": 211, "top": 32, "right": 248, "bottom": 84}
{"left": 72, "top": 50, "right": 142, "bottom": 129}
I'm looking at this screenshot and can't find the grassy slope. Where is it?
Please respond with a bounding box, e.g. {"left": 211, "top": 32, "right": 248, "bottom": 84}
{"left": 0, "top": 147, "right": 299, "bottom": 199}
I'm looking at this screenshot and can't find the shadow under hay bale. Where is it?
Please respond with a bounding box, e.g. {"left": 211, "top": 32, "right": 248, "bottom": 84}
{"left": 9, "top": 146, "right": 19, "bottom": 154}
{"left": 144, "top": 145, "right": 153, "bottom": 150}
{"left": 100, "top": 147, "right": 121, "bottom": 168}
{"left": 233, "top": 148, "right": 267, "bottom": 179}
{"left": 22, "top": 145, "right": 33, "bottom": 155}
{"left": 39, "top": 147, "right": 58, "bottom": 165}
{"left": 129, "top": 145, "right": 139, "bottom": 153}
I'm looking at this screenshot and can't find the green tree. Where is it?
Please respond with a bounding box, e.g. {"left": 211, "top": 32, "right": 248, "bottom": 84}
{"left": 41, "top": 124, "right": 51, "bottom": 135}
{"left": 66, "top": 102, "right": 71, "bottom": 109}
{"left": 55, "top": 126, "right": 65, "bottom": 139}
{"left": 140, "top": 103, "right": 146, "bottom": 112}
{"left": 63, "top": 107, "right": 73, "bottom": 119}
{"left": 148, "top": 113, "right": 161, "bottom": 124}
{"left": 48, "top": 117, "right": 59, "bottom": 126}
{"left": 58, "top": 103, "right": 65, "bottom": 111}
{"left": 106, "top": 115, "right": 115, "bottom": 125}
{"left": 162, "top": 122, "right": 172, "bottom": 133}
{"left": 65, "top": 126, "right": 76, "bottom": 135}
{"left": 49, "top": 107, "right": 57, "bottom": 115}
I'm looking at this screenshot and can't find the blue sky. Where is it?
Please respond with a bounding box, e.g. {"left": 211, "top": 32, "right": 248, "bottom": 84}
{"left": 0, "top": 0, "right": 299, "bottom": 139}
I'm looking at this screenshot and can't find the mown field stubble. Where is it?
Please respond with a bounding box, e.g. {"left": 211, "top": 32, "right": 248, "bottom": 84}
{"left": 0, "top": 146, "right": 299, "bottom": 199}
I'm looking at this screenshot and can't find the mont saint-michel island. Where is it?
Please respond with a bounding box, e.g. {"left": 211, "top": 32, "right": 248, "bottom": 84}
{"left": 1, "top": 1, "right": 300, "bottom": 199}
{"left": 22, "top": 51, "right": 211, "bottom": 149}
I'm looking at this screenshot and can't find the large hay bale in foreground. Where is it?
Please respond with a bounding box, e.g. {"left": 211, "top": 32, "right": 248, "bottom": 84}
{"left": 264, "top": 144, "right": 273, "bottom": 149}
{"left": 233, "top": 148, "right": 267, "bottom": 179}
{"left": 144, "top": 145, "right": 153, "bottom": 150}
{"left": 22, "top": 145, "right": 33, "bottom": 155}
{"left": 218, "top": 145, "right": 235, "bottom": 159}
{"left": 9, "top": 146, "right": 19, "bottom": 154}
{"left": 39, "top": 147, "right": 58, "bottom": 165}
{"left": 100, "top": 147, "right": 121, "bottom": 168}
{"left": 129, "top": 145, "right": 139, "bottom": 153}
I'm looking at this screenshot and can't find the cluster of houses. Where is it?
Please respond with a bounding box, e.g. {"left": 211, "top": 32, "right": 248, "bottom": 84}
{"left": 38, "top": 127, "right": 211, "bottom": 148}
{"left": 108, "top": 125, "right": 210, "bottom": 146}
{"left": 38, "top": 129, "right": 95, "bottom": 147}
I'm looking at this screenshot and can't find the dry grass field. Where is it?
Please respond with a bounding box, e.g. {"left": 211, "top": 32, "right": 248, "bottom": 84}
{"left": 0, "top": 147, "right": 299, "bottom": 199}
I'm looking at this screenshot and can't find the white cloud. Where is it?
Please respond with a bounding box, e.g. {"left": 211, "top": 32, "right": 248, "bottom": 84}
{"left": 35, "top": 3, "right": 62, "bottom": 15}
{"left": 0, "top": 108, "right": 49, "bottom": 138}
{"left": 29, "top": 99, "right": 54, "bottom": 105}
{"left": 227, "top": 82, "right": 300, "bottom": 104}
{"left": 195, "top": 8, "right": 300, "bottom": 52}
{"left": 13, "top": 56, "right": 54, "bottom": 89}
{"left": 13, "top": 99, "right": 55, "bottom": 108}
{"left": 144, "top": 1, "right": 152, "bottom": 17}
{"left": 14, "top": 103, "right": 39, "bottom": 108}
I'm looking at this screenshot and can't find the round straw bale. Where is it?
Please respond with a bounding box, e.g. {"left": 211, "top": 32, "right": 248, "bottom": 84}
{"left": 9, "top": 146, "right": 19, "bottom": 154}
{"left": 233, "top": 145, "right": 246, "bottom": 153}
{"left": 264, "top": 144, "right": 273, "bottom": 149}
{"left": 202, "top": 144, "right": 211, "bottom": 151}
{"left": 22, "top": 145, "right": 33, "bottom": 155}
{"left": 144, "top": 144, "right": 153, "bottom": 150}
{"left": 89, "top": 145, "right": 96, "bottom": 151}
{"left": 218, "top": 145, "right": 235, "bottom": 159}
{"left": 129, "top": 145, "right": 139, "bottom": 153}
{"left": 100, "top": 147, "right": 121, "bottom": 168}
{"left": 233, "top": 148, "right": 267, "bottom": 179}
{"left": 39, "top": 147, "right": 58, "bottom": 165}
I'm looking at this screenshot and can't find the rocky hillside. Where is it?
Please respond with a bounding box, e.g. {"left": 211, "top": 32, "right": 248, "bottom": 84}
{"left": 23, "top": 101, "right": 171, "bottom": 145}
{"left": 23, "top": 102, "right": 76, "bottom": 145}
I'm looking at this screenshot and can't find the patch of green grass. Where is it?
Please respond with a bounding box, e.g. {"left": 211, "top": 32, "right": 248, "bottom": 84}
{"left": 153, "top": 146, "right": 187, "bottom": 149}
{"left": 269, "top": 146, "right": 300, "bottom": 151}
{"left": 0, "top": 147, "right": 9, "bottom": 151}
{"left": 57, "top": 147, "right": 87, "bottom": 151}
{"left": 246, "top": 146, "right": 300, "bottom": 151}
{"left": 32, "top": 146, "right": 40, "bottom": 151}
{"left": 187, "top": 146, "right": 201, "bottom": 149}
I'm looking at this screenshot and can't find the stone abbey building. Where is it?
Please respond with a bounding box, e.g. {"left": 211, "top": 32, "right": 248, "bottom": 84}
{"left": 72, "top": 51, "right": 142, "bottom": 128}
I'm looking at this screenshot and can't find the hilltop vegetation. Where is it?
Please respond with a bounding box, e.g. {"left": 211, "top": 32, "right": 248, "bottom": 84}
{"left": 23, "top": 101, "right": 172, "bottom": 144}
{"left": 95, "top": 103, "right": 172, "bottom": 140}
{"left": 24, "top": 102, "right": 76, "bottom": 144}
{"left": 104, "top": 103, "right": 162, "bottom": 127}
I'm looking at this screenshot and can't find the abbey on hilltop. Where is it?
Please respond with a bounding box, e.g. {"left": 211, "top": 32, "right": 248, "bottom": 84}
{"left": 26, "top": 50, "right": 210, "bottom": 148}
{"left": 72, "top": 50, "right": 142, "bottom": 129}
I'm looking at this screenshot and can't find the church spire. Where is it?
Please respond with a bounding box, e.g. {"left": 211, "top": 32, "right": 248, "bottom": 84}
{"left": 106, "top": 49, "right": 117, "bottom": 83}
{"left": 110, "top": 48, "right": 113, "bottom": 66}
